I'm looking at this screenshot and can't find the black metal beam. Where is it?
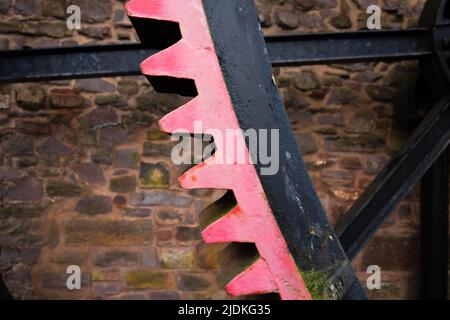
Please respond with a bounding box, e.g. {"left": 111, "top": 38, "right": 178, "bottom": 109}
{"left": 0, "top": 44, "right": 155, "bottom": 83}
{"left": 420, "top": 149, "right": 449, "bottom": 300}
{"left": 337, "top": 96, "right": 450, "bottom": 260}
{"left": 0, "top": 29, "right": 432, "bottom": 83}
{"left": 266, "top": 28, "right": 432, "bottom": 67}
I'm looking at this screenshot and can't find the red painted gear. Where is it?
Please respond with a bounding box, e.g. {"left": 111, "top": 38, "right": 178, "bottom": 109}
{"left": 126, "top": 0, "right": 312, "bottom": 300}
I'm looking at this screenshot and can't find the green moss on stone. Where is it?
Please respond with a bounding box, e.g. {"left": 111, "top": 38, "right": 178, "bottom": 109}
{"left": 46, "top": 180, "right": 82, "bottom": 197}
{"left": 131, "top": 151, "right": 140, "bottom": 163}
{"left": 126, "top": 271, "right": 170, "bottom": 289}
{"left": 139, "top": 162, "right": 169, "bottom": 189}
{"left": 147, "top": 129, "right": 167, "bottom": 141}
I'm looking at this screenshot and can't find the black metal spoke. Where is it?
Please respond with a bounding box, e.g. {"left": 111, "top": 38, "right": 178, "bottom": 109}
{"left": 0, "top": 28, "right": 433, "bottom": 83}
{"left": 266, "top": 28, "right": 432, "bottom": 66}
{"left": 0, "top": 44, "right": 155, "bottom": 83}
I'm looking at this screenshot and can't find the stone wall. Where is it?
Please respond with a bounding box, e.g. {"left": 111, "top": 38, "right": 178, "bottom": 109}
{"left": 0, "top": 0, "right": 445, "bottom": 300}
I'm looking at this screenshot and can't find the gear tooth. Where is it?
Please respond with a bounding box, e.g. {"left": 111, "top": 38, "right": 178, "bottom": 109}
{"left": 140, "top": 41, "right": 194, "bottom": 78}
{"left": 202, "top": 205, "right": 251, "bottom": 243}
{"left": 179, "top": 159, "right": 233, "bottom": 190}
{"left": 226, "top": 258, "right": 277, "bottom": 296}
{"left": 159, "top": 97, "right": 204, "bottom": 133}
{"left": 126, "top": 0, "right": 181, "bottom": 21}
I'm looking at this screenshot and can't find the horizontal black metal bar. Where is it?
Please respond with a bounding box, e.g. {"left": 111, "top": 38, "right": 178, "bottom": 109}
{"left": 266, "top": 28, "right": 432, "bottom": 66}
{"left": 0, "top": 44, "right": 156, "bottom": 83}
{"left": 337, "top": 96, "right": 450, "bottom": 260}
{"left": 0, "top": 29, "right": 432, "bottom": 83}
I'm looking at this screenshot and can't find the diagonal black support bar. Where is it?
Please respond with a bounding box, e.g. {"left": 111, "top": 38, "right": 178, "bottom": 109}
{"left": 337, "top": 96, "right": 450, "bottom": 260}
{"left": 0, "top": 29, "right": 432, "bottom": 83}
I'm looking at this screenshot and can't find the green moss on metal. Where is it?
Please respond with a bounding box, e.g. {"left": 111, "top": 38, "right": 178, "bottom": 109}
{"left": 301, "top": 269, "right": 329, "bottom": 300}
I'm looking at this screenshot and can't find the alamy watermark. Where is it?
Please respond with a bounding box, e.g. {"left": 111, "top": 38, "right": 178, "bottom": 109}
{"left": 66, "top": 5, "right": 81, "bottom": 30}
{"left": 66, "top": 265, "right": 81, "bottom": 290}
{"left": 367, "top": 5, "right": 382, "bottom": 30}
{"left": 170, "top": 121, "right": 280, "bottom": 176}
{"left": 366, "top": 265, "right": 381, "bottom": 290}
